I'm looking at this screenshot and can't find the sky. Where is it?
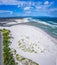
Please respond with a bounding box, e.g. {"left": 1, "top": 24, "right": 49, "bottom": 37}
{"left": 0, "top": 0, "right": 57, "bottom": 17}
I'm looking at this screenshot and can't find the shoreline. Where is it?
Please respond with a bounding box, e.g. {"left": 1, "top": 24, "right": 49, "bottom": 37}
{"left": 0, "top": 22, "right": 57, "bottom": 44}
{"left": 9, "top": 24, "right": 57, "bottom": 65}
{"left": 0, "top": 20, "right": 57, "bottom": 38}
{"left": 0, "top": 22, "right": 57, "bottom": 65}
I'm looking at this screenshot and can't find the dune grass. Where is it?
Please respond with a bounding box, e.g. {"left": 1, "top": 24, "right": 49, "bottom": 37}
{"left": 0, "top": 29, "right": 39, "bottom": 65}
{"left": 12, "top": 49, "right": 39, "bottom": 65}
{"left": 1, "top": 29, "right": 17, "bottom": 65}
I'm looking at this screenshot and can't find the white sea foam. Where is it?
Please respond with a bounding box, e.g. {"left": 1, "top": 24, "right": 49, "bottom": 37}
{"left": 29, "top": 18, "right": 57, "bottom": 28}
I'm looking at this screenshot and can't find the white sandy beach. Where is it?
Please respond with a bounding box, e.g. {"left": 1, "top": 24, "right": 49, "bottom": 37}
{"left": 3, "top": 24, "right": 57, "bottom": 65}
{"left": 0, "top": 23, "right": 57, "bottom": 65}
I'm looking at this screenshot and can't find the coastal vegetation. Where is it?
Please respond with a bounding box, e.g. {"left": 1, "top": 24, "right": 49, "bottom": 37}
{"left": 0, "top": 29, "right": 39, "bottom": 65}
{"left": 18, "top": 38, "right": 45, "bottom": 53}
{"left": 12, "top": 49, "right": 39, "bottom": 65}
{"left": 18, "top": 39, "right": 37, "bottom": 53}
{"left": 1, "top": 29, "right": 17, "bottom": 65}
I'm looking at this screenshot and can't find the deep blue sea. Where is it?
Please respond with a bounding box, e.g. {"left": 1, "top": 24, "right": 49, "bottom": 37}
{"left": 28, "top": 17, "right": 57, "bottom": 39}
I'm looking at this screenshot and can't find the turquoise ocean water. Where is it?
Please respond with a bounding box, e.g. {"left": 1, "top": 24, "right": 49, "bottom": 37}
{"left": 28, "top": 17, "right": 57, "bottom": 39}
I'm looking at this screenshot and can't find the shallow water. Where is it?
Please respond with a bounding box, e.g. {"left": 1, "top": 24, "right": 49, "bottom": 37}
{"left": 28, "top": 18, "right": 57, "bottom": 39}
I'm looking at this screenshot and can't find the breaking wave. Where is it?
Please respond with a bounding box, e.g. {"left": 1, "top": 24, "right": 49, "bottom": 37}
{"left": 28, "top": 18, "right": 57, "bottom": 38}
{"left": 28, "top": 18, "right": 57, "bottom": 28}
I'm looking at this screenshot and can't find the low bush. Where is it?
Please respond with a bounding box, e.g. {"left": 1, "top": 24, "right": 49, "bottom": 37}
{"left": 1, "top": 29, "right": 17, "bottom": 65}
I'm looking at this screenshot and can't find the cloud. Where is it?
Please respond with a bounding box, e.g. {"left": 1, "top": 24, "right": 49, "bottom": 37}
{"left": 36, "top": 6, "right": 42, "bottom": 10}
{"left": 0, "top": 10, "right": 13, "bottom": 14}
{"left": 0, "top": 0, "right": 41, "bottom": 7}
{"left": 0, "top": 0, "right": 56, "bottom": 17}
{"left": 24, "top": 7, "right": 31, "bottom": 10}
{"left": 18, "top": 1, "right": 27, "bottom": 7}
{"left": 44, "top": 1, "right": 49, "bottom": 5}
{"left": 0, "top": 0, "right": 32, "bottom": 6}
{"left": 18, "top": 1, "right": 35, "bottom": 8}
{"left": 49, "top": 8, "right": 57, "bottom": 11}
{"left": 0, "top": 0, "right": 23, "bottom": 5}
{"left": 0, "top": 0, "right": 53, "bottom": 10}
{"left": 35, "top": 1, "right": 54, "bottom": 11}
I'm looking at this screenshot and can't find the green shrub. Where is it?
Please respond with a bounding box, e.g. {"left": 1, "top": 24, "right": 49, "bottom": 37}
{"left": 1, "top": 29, "right": 16, "bottom": 65}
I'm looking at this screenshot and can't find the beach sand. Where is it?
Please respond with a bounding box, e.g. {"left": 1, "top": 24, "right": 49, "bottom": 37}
{"left": 0, "top": 24, "right": 57, "bottom": 65}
